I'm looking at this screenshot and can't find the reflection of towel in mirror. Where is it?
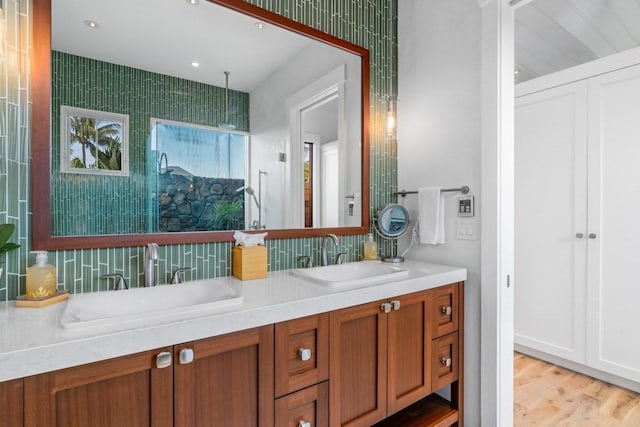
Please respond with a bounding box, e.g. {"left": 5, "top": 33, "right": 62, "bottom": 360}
{"left": 418, "top": 187, "right": 444, "bottom": 245}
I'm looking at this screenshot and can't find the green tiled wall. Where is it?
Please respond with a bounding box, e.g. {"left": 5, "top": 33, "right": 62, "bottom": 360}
{"left": 0, "top": 0, "right": 397, "bottom": 300}
{"left": 51, "top": 51, "right": 250, "bottom": 236}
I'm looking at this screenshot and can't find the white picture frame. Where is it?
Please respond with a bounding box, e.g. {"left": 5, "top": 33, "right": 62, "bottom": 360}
{"left": 60, "top": 106, "right": 129, "bottom": 176}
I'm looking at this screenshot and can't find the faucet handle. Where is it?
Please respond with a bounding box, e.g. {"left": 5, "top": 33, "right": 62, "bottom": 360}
{"left": 170, "top": 267, "right": 192, "bottom": 284}
{"left": 297, "top": 255, "right": 314, "bottom": 268}
{"left": 335, "top": 252, "right": 348, "bottom": 264}
{"left": 101, "top": 273, "right": 128, "bottom": 291}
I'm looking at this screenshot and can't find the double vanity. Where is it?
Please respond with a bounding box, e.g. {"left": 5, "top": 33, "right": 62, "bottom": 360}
{"left": 0, "top": 260, "right": 465, "bottom": 426}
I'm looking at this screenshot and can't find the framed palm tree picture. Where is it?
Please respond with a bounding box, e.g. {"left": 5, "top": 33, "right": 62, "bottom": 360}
{"left": 60, "top": 106, "right": 129, "bottom": 176}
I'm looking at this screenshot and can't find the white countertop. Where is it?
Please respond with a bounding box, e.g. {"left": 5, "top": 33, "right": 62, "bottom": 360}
{"left": 0, "top": 260, "right": 466, "bottom": 382}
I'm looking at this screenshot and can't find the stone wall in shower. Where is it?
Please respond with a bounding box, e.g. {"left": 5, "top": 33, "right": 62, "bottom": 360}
{"left": 158, "top": 173, "right": 245, "bottom": 232}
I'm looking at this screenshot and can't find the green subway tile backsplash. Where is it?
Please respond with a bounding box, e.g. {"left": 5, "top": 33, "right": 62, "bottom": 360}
{"left": 51, "top": 51, "right": 250, "bottom": 236}
{"left": 0, "top": 0, "right": 397, "bottom": 300}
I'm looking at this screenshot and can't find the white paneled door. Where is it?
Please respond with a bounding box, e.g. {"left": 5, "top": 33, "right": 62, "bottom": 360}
{"left": 516, "top": 62, "right": 640, "bottom": 385}
{"left": 515, "top": 81, "right": 588, "bottom": 364}
{"left": 586, "top": 64, "right": 640, "bottom": 382}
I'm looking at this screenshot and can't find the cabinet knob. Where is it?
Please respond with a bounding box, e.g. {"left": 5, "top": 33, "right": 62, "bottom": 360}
{"left": 576, "top": 233, "right": 584, "bottom": 238}
{"left": 298, "top": 348, "right": 312, "bottom": 361}
{"left": 441, "top": 356, "right": 452, "bottom": 367}
{"left": 381, "top": 302, "right": 392, "bottom": 313}
{"left": 391, "top": 300, "right": 401, "bottom": 311}
{"left": 589, "top": 233, "right": 597, "bottom": 239}
{"left": 441, "top": 305, "right": 453, "bottom": 315}
{"left": 299, "top": 421, "right": 311, "bottom": 427}
{"left": 179, "top": 348, "right": 194, "bottom": 365}
{"left": 156, "top": 351, "right": 172, "bottom": 369}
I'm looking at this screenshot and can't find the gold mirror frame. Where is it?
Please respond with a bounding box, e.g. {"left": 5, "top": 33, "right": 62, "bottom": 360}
{"left": 31, "top": 0, "right": 370, "bottom": 250}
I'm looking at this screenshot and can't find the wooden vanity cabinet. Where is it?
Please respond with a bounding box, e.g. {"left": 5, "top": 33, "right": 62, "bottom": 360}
{"left": 328, "top": 291, "right": 431, "bottom": 426}
{"left": 0, "top": 378, "right": 23, "bottom": 426}
{"left": 330, "top": 283, "right": 464, "bottom": 427}
{"left": 274, "top": 313, "right": 330, "bottom": 427}
{"left": 22, "top": 325, "right": 274, "bottom": 427}
{"left": 174, "top": 326, "right": 274, "bottom": 427}
{"left": 23, "top": 346, "right": 174, "bottom": 427}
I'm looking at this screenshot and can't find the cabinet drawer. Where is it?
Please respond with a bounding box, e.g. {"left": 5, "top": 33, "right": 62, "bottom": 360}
{"left": 275, "top": 313, "right": 329, "bottom": 397}
{"left": 431, "top": 332, "right": 459, "bottom": 391}
{"left": 275, "top": 381, "right": 329, "bottom": 427}
{"left": 430, "top": 284, "right": 459, "bottom": 338}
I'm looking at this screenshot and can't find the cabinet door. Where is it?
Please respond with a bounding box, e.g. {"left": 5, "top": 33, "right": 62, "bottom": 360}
{"left": 24, "top": 347, "right": 174, "bottom": 427}
{"left": 275, "top": 313, "right": 329, "bottom": 397}
{"left": 430, "top": 284, "right": 459, "bottom": 339}
{"left": 275, "top": 381, "right": 329, "bottom": 427}
{"left": 515, "top": 81, "right": 588, "bottom": 363}
{"left": 174, "top": 325, "right": 274, "bottom": 427}
{"left": 0, "top": 378, "right": 23, "bottom": 426}
{"left": 586, "top": 63, "right": 640, "bottom": 382}
{"left": 387, "top": 291, "right": 431, "bottom": 415}
{"left": 329, "top": 301, "right": 388, "bottom": 427}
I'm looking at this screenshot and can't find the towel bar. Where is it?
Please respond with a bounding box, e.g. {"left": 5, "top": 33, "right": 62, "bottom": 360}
{"left": 393, "top": 186, "right": 469, "bottom": 198}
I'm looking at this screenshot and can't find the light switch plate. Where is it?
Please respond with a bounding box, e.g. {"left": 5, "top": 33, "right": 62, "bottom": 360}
{"left": 456, "top": 219, "right": 477, "bottom": 240}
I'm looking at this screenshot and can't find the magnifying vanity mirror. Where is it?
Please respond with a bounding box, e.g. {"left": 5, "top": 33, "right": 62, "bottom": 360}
{"left": 31, "top": 0, "right": 370, "bottom": 250}
{"left": 374, "top": 203, "right": 410, "bottom": 263}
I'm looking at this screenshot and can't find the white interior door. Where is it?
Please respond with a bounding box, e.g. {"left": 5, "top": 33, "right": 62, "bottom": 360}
{"left": 586, "top": 63, "right": 640, "bottom": 382}
{"left": 320, "top": 141, "right": 339, "bottom": 227}
{"left": 515, "top": 81, "right": 588, "bottom": 363}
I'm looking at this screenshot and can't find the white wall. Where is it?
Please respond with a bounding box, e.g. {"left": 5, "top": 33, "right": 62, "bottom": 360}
{"left": 250, "top": 42, "right": 361, "bottom": 228}
{"left": 398, "top": 0, "right": 481, "bottom": 423}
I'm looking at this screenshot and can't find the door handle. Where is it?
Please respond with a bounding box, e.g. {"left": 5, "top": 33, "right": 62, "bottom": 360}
{"left": 156, "top": 351, "right": 172, "bottom": 369}
{"left": 589, "top": 233, "right": 597, "bottom": 239}
{"left": 575, "top": 233, "right": 584, "bottom": 238}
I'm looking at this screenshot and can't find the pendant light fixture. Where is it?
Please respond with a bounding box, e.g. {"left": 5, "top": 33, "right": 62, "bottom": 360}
{"left": 385, "top": 0, "right": 397, "bottom": 138}
{"left": 219, "top": 71, "right": 236, "bottom": 130}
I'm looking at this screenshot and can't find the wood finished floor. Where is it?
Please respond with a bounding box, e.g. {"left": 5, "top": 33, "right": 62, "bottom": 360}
{"left": 514, "top": 352, "right": 640, "bottom": 426}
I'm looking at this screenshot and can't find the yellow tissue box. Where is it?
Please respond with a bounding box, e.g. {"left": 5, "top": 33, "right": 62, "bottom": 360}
{"left": 232, "top": 245, "right": 268, "bottom": 280}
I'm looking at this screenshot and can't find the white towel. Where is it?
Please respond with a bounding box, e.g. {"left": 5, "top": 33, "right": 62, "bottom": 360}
{"left": 418, "top": 187, "right": 445, "bottom": 245}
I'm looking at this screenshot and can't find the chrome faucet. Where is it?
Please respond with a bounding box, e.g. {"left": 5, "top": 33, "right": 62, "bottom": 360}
{"left": 321, "top": 234, "right": 340, "bottom": 266}
{"left": 144, "top": 243, "right": 159, "bottom": 287}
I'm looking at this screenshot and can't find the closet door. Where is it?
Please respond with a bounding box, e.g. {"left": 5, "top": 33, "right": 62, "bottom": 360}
{"left": 587, "top": 63, "right": 640, "bottom": 382}
{"left": 514, "top": 81, "right": 588, "bottom": 363}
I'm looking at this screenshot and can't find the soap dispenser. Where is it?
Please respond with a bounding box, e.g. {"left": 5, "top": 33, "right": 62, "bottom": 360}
{"left": 363, "top": 233, "right": 378, "bottom": 261}
{"left": 26, "top": 251, "right": 57, "bottom": 299}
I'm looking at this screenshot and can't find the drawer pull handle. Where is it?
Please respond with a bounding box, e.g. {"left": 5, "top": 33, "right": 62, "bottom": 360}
{"left": 179, "top": 348, "right": 194, "bottom": 365}
{"left": 391, "top": 300, "right": 401, "bottom": 311}
{"left": 299, "top": 421, "right": 311, "bottom": 427}
{"left": 441, "top": 356, "right": 452, "bottom": 367}
{"left": 576, "top": 233, "right": 584, "bottom": 238}
{"left": 156, "top": 351, "right": 172, "bottom": 369}
{"left": 381, "top": 302, "right": 392, "bottom": 313}
{"left": 589, "top": 233, "right": 597, "bottom": 239}
{"left": 299, "top": 348, "right": 312, "bottom": 361}
{"left": 441, "top": 305, "right": 452, "bottom": 315}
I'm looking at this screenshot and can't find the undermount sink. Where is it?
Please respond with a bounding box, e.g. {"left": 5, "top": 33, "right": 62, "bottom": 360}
{"left": 61, "top": 279, "right": 243, "bottom": 329}
{"left": 290, "top": 261, "right": 409, "bottom": 288}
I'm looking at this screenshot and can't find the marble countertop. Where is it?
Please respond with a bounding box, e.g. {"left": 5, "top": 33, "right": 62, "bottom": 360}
{"left": 0, "top": 260, "right": 466, "bottom": 382}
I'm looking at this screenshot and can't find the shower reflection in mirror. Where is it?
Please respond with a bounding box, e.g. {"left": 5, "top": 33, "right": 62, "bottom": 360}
{"left": 149, "top": 119, "right": 249, "bottom": 232}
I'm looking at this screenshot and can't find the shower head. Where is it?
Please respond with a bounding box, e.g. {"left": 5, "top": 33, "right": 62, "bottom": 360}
{"left": 245, "top": 186, "right": 260, "bottom": 209}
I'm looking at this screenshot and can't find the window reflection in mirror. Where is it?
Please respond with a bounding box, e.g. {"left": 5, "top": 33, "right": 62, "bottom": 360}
{"left": 150, "top": 120, "right": 248, "bottom": 233}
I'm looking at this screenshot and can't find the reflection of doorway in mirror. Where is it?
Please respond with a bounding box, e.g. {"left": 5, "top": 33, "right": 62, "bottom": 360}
{"left": 321, "top": 141, "right": 339, "bottom": 227}
{"left": 304, "top": 142, "right": 314, "bottom": 228}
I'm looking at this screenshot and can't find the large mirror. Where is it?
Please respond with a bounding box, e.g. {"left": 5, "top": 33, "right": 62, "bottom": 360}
{"left": 32, "top": 0, "right": 370, "bottom": 250}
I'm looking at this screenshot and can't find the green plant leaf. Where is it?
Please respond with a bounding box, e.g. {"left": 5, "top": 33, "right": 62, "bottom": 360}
{"left": 0, "top": 224, "right": 15, "bottom": 244}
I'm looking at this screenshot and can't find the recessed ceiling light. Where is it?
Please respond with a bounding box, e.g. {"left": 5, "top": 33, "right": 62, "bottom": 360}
{"left": 514, "top": 69, "right": 521, "bottom": 75}
{"left": 191, "top": 62, "right": 200, "bottom": 68}
{"left": 255, "top": 22, "right": 266, "bottom": 30}
{"left": 84, "top": 20, "right": 99, "bottom": 29}
{"left": 186, "top": 0, "right": 199, "bottom": 5}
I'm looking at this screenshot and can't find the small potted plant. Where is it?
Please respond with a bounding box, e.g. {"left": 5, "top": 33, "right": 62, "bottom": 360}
{"left": 0, "top": 223, "right": 20, "bottom": 277}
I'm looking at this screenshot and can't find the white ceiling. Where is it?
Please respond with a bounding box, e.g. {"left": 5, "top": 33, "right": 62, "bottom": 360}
{"left": 52, "top": 0, "right": 314, "bottom": 92}
{"left": 515, "top": 0, "right": 640, "bottom": 83}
